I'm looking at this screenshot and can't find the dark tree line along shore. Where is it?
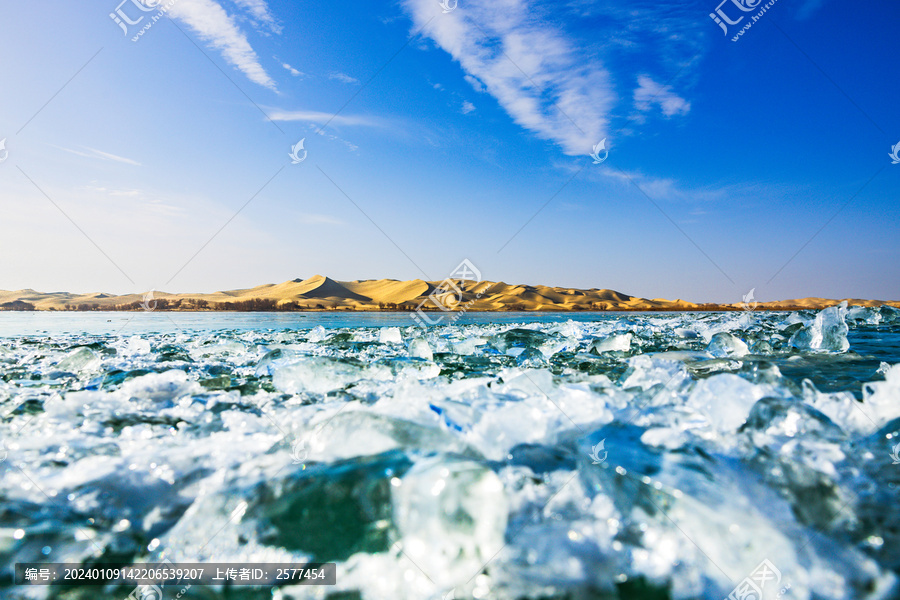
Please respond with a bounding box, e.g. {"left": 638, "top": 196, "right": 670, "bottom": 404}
{"left": 0, "top": 298, "right": 819, "bottom": 312}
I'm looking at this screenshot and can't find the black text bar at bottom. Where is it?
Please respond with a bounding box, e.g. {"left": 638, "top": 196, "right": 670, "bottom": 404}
{"left": 15, "top": 563, "right": 336, "bottom": 586}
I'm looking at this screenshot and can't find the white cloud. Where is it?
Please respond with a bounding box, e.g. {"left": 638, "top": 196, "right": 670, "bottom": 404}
{"left": 461, "top": 101, "right": 476, "bottom": 114}
{"left": 402, "top": 0, "right": 615, "bottom": 155}
{"left": 464, "top": 74, "right": 486, "bottom": 92}
{"left": 591, "top": 165, "right": 727, "bottom": 204}
{"left": 402, "top": 0, "right": 705, "bottom": 155}
{"left": 167, "top": 0, "right": 277, "bottom": 90}
{"left": 55, "top": 145, "right": 141, "bottom": 166}
{"left": 109, "top": 189, "right": 143, "bottom": 197}
{"left": 281, "top": 62, "right": 303, "bottom": 77}
{"left": 633, "top": 75, "right": 690, "bottom": 117}
{"left": 300, "top": 124, "right": 360, "bottom": 152}
{"left": 268, "top": 109, "right": 384, "bottom": 128}
{"left": 329, "top": 72, "right": 359, "bottom": 84}
{"left": 231, "top": 0, "right": 281, "bottom": 33}
{"left": 273, "top": 55, "right": 303, "bottom": 76}
{"left": 84, "top": 184, "right": 142, "bottom": 197}
{"left": 296, "top": 213, "right": 345, "bottom": 226}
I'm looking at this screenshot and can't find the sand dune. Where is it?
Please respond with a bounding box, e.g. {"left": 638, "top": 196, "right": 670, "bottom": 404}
{"left": 291, "top": 275, "right": 371, "bottom": 301}
{"left": 343, "top": 279, "right": 429, "bottom": 304}
{"left": 0, "top": 276, "right": 897, "bottom": 312}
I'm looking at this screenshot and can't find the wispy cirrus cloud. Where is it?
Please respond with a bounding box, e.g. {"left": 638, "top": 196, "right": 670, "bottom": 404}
{"left": 402, "top": 0, "right": 702, "bottom": 156}
{"left": 231, "top": 0, "right": 282, "bottom": 33}
{"left": 167, "top": 0, "right": 277, "bottom": 90}
{"left": 552, "top": 157, "right": 730, "bottom": 205}
{"left": 281, "top": 62, "right": 303, "bottom": 77}
{"left": 599, "top": 167, "right": 718, "bottom": 202}
{"left": 464, "top": 74, "right": 486, "bottom": 92}
{"left": 55, "top": 145, "right": 141, "bottom": 166}
{"left": 592, "top": 165, "right": 775, "bottom": 209}
{"left": 84, "top": 184, "right": 142, "bottom": 197}
{"left": 634, "top": 75, "right": 690, "bottom": 117}
{"left": 329, "top": 72, "right": 359, "bottom": 84}
{"left": 268, "top": 109, "right": 385, "bottom": 128}
{"left": 402, "top": 0, "right": 614, "bottom": 156}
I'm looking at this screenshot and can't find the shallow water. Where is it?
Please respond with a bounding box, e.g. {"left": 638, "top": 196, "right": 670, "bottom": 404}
{"left": 1, "top": 305, "right": 900, "bottom": 600}
{"left": 0, "top": 310, "right": 673, "bottom": 336}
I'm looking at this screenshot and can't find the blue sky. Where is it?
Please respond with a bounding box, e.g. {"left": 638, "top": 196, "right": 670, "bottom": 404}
{"left": 0, "top": 0, "right": 897, "bottom": 303}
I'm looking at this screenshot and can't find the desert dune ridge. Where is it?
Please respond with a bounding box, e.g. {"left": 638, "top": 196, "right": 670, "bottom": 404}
{"left": 0, "top": 275, "right": 897, "bottom": 312}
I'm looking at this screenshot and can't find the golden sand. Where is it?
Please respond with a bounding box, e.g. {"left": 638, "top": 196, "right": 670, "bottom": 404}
{"left": 1, "top": 276, "right": 897, "bottom": 312}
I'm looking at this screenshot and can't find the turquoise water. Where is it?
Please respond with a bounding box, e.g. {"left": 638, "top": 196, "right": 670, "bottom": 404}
{"left": 0, "top": 310, "right": 649, "bottom": 335}
{"left": 1, "top": 306, "right": 899, "bottom": 599}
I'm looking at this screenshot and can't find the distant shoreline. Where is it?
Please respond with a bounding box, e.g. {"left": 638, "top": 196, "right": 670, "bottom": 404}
{"left": 2, "top": 275, "right": 897, "bottom": 313}
{"left": 0, "top": 305, "right": 888, "bottom": 313}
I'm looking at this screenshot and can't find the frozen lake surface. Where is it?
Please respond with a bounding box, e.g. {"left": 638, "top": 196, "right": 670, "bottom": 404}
{"left": 1, "top": 305, "right": 900, "bottom": 599}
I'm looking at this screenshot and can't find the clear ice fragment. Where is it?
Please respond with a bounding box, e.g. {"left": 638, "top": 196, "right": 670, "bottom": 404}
{"left": 56, "top": 347, "right": 101, "bottom": 373}
{"left": 591, "top": 333, "right": 632, "bottom": 354}
{"left": 706, "top": 332, "right": 749, "bottom": 358}
{"left": 380, "top": 327, "right": 402, "bottom": 344}
{"left": 790, "top": 302, "right": 850, "bottom": 353}
{"left": 392, "top": 456, "right": 508, "bottom": 587}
